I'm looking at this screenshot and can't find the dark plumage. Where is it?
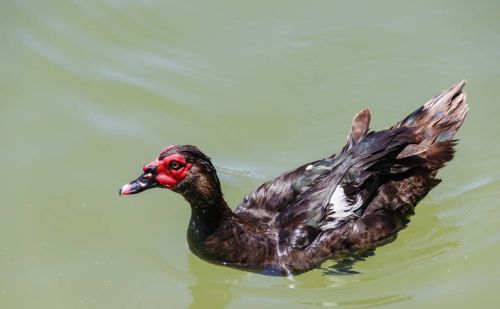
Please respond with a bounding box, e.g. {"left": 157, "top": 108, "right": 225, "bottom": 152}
{"left": 120, "top": 81, "right": 468, "bottom": 275}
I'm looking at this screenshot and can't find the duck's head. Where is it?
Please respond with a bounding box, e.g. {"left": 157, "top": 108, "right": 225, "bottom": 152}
{"left": 119, "top": 145, "right": 221, "bottom": 201}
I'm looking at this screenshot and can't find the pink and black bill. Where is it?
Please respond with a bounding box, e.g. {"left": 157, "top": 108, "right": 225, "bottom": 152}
{"left": 119, "top": 171, "right": 157, "bottom": 195}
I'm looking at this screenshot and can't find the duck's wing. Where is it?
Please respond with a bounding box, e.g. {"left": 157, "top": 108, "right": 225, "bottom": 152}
{"left": 235, "top": 125, "right": 416, "bottom": 252}
{"left": 276, "top": 127, "right": 417, "bottom": 234}
{"left": 234, "top": 108, "right": 373, "bottom": 225}
{"left": 233, "top": 159, "right": 326, "bottom": 224}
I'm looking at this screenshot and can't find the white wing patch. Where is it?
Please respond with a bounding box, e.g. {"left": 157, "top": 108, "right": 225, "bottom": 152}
{"left": 321, "top": 185, "right": 364, "bottom": 230}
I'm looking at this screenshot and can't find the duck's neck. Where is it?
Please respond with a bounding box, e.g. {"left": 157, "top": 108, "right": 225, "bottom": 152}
{"left": 184, "top": 190, "right": 234, "bottom": 257}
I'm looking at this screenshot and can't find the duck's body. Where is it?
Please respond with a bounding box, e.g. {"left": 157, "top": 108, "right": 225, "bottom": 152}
{"left": 120, "top": 81, "right": 468, "bottom": 275}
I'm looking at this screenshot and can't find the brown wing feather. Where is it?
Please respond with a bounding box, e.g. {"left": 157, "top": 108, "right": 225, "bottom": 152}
{"left": 345, "top": 109, "right": 371, "bottom": 150}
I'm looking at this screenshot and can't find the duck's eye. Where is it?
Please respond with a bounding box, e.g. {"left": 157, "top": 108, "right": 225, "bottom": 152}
{"left": 169, "top": 161, "right": 183, "bottom": 170}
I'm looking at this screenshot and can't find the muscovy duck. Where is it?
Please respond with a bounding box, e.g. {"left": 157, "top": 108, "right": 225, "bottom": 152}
{"left": 120, "top": 81, "right": 468, "bottom": 276}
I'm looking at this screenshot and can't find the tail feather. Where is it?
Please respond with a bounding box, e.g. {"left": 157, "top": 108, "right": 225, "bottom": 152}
{"left": 394, "top": 80, "right": 468, "bottom": 138}
{"left": 394, "top": 80, "right": 468, "bottom": 171}
{"left": 424, "top": 140, "right": 457, "bottom": 171}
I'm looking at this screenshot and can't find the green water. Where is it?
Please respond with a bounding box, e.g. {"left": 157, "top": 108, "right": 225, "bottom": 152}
{"left": 2, "top": 1, "right": 500, "bottom": 308}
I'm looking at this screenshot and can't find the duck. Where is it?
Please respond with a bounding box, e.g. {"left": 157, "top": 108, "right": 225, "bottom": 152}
{"left": 119, "top": 81, "right": 468, "bottom": 276}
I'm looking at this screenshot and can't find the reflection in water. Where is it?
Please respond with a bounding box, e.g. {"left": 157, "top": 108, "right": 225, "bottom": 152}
{"left": 323, "top": 251, "right": 375, "bottom": 276}
{"left": 187, "top": 254, "right": 242, "bottom": 309}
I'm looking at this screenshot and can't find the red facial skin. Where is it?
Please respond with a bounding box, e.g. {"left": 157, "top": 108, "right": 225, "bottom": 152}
{"left": 144, "top": 154, "right": 192, "bottom": 189}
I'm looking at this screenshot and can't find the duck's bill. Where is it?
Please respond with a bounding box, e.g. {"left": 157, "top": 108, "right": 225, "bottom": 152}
{"left": 119, "top": 173, "right": 157, "bottom": 196}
